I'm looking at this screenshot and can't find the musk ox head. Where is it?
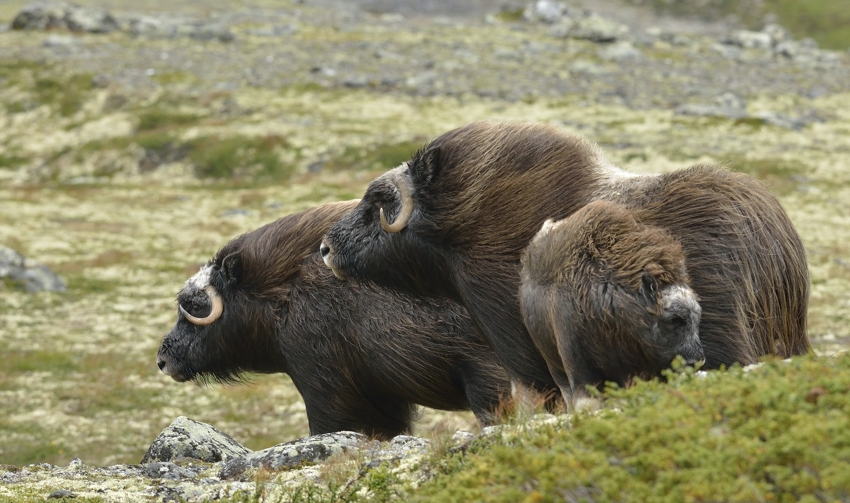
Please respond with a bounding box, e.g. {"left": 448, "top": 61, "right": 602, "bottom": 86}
{"left": 521, "top": 200, "right": 704, "bottom": 381}
{"left": 321, "top": 159, "right": 455, "bottom": 298}
{"left": 156, "top": 253, "right": 277, "bottom": 384}
{"left": 321, "top": 120, "right": 609, "bottom": 299}
{"left": 158, "top": 201, "right": 359, "bottom": 384}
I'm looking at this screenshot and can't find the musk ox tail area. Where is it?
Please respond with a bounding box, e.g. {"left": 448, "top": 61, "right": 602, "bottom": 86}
{"left": 636, "top": 165, "right": 810, "bottom": 366}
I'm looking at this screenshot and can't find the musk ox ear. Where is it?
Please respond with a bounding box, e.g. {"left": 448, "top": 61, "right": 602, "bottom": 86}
{"left": 640, "top": 269, "right": 659, "bottom": 304}
{"left": 221, "top": 252, "right": 242, "bottom": 286}
{"left": 409, "top": 146, "right": 441, "bottom": 187}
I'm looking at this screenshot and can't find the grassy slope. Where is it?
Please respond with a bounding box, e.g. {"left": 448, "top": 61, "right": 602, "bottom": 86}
{"left": 414, "top": 356, "right": 850, "bottom": 503}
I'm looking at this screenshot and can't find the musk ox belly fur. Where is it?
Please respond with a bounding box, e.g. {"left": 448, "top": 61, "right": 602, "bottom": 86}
{"left": 155, "top": 201, "right": 510, "bottom": 440}
{"left": 320, "top": 120, "right": 810, "bottom": 398}
{"left": 520, "top": 200, "right": 705, "bottom": 404}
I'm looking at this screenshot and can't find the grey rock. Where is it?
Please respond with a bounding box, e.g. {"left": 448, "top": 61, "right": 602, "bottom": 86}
{"left": 546, "top": 19, "right": 574, "bottom": 39}
{"left": 762, "top": 23, "right": 791, "bottom": 45}
{"left": 752, "top": 111, "right": 808, "bottom": 131}
{"left": 219, "top": 431, "right": 367, "bottom": 479}
{"left": 675, "top": 92, "right": 748, "bottom": 120}
{"left": 523, "top": 0, "right": 568, "bottom": 24}
{"left": 569, "top": 15, "right": 629, "bottom": 43}
{"left": 0, "top": 245, "right": 66, "bottom": 293}
{"left": 598, "top": 42, "right": 642, "bottom": 61}
{"left": 126, "top": 15, "right": 234, "bottom": 43}
{"left": 42, "top": 34, "right": 76, "bottom": 47}
{"left": 11, "top": 2, "right": 119, "bottom": 33}
{"left": 47, "top": 489, "right": 75, "bottom": 498}
{"left": 141, "top": 416, "right": 251, "bottom": 464}
{"left": 723, "top": 30, "right": 772, "bottom": 50}
{"left": 142, "top": 462, "right": 201, "bottom": 480}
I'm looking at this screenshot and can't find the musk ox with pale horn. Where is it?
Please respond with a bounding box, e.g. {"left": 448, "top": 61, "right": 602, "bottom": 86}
{"left": 156, "top": 201, "right": 510, "bottom": 439}
{"left": 520, "top": 200, "right": 705, "bottom": 406}
{"left": 321, "top": 120, "right": 810, "bottom": 404}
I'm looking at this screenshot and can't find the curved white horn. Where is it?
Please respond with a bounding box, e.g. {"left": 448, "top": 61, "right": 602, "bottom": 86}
{"left": 179, "top": 285, "right": 223, "bottom": 326}
{"left": 380, "top": 174, "right": 413, "bottom": 233}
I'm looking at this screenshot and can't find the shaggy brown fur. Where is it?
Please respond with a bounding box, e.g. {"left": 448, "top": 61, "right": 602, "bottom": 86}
{"left": 520, "top": 200, "right": 704, "bottom": 403}
{"left": 156, "top": 201, "right": 509, "bottom": 440}
{"left": 321, "top": 120, "right": 810, "bottom": 394}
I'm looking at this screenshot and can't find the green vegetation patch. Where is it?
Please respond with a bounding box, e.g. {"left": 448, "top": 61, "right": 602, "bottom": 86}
{"left": 415, "top": 355, "right": 850, "bottom": 503}
{"left": 188, "top": 134, "right": 295, "bottom": 180}
{"left": 0, "top": 421, "right": 72, "bottom": 467}
{"left": 625, "top": 0, "right": 850, "bottom": 50}
{"left": 325, "top": 139, "right": 425, "bottom": 172}
{"left": 136, "top": 108, "right": 202, "bottom": 132}
{"left": 33, "top": 73, "right": 94, "bottom": 117}
{"left": 725, "top": 156, "right": 805, "bottom": 196}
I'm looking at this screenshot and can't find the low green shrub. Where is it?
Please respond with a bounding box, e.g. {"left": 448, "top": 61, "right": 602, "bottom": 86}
{"left": 417, "top": 355, "right": 850, "bottom": 502}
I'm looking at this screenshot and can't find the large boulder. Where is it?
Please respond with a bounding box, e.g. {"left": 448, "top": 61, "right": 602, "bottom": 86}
{"left": 141, "top": 416, "right": 251, "bottom": 464}
{"left": 0, "top": 245, "right": 66, "bottom": 293}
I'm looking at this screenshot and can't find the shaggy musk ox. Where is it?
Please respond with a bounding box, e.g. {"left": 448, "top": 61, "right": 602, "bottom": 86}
{"left": 156, "top": 201, "right": 510, "bottom": 439}
{"left": 321, "top": 120, "right": 810, "bottom": 402}
{"left": 519, "top": 200, "right": 705, "bottom": 404}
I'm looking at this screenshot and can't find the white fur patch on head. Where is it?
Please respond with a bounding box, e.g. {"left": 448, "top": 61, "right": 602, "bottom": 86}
{"left": 661, "top": 284, "right": 700, "bottom": 311}
{"left": 184, "top": 264, "right": 214, "bottom": 292}
{"left": 534, "top": 218, "right": 568, "bottom": 241}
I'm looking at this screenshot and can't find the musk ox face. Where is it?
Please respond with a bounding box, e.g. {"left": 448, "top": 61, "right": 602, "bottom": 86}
{"left": 321, "top": 159, "right": 454, "bottom": 299}
{"left": 157, "top": 253, "right": 277, "bottom": 384}
{"left": 635, "top": 278, "right": 704, "bottom": 370}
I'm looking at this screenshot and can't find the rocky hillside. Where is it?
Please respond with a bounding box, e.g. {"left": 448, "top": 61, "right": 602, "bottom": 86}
{"left": 1, "top": 0, "right": 849, "bottom": 501}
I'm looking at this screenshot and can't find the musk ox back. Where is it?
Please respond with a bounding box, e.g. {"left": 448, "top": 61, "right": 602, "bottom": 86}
{"left": 520, "top": 200, "right": 704, "bottom": 405}
{"left": 321, "top": 120, "right": 810, "bottom": 396}
{"left": 156, "top": 201, "right": 510, "bottom": 440}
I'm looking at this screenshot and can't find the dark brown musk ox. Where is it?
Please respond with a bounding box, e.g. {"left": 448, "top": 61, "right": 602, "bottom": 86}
{"left": 155, "top": 200, "right": 510, "bottom": 440}
{"left": 519, "top": 200, "right": 705, "bottom": 407}
{"left": 320, "top": 120, "right": 810, "bottom": 403}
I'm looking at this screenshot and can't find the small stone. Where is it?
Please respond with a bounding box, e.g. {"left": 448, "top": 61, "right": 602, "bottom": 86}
{"left": 570, "top": 15, "right": 629, "bottom": 43}
{"left": 598, "top": 41, "right": 642, "bottom": 61}
{"left": 47, "top": 489, "right": 75, "bottom": 499}
{"left": 723, "top": 30, "right": 772, "bottom": 50}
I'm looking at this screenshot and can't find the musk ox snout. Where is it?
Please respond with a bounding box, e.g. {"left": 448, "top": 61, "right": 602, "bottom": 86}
{"left": 319, "top": 240, "right": 346, "bottom": 280}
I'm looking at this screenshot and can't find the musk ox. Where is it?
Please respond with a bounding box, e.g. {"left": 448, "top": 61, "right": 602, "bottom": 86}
{"left": 156, "top": 201, "right": 510, "bottom": 440}
{"left": 519, "top": 200, "right": 705, "bottom": 405}
{"left": 321, "top": 120, "right": 810, "bottom": 400}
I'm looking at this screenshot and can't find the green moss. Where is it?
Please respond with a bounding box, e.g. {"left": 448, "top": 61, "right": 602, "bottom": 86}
{"left": 1, "top": 350, "right": 79, "bottom": 373}
{"left": 188, "top": 134, "right": 294, "bottom": 180}
{"left": 724, "top": 156, "right": 804, "bottom": 195}
{"left": 494, "top": 8, "right": 525, "bottom": 22}
{"left": 0, "top": 421, "right": 72, "bottom": 467}
{"left": 33, "top": 73, "right": 94, "bottom": 117}
{"left": 151, "top": 71, "right": 196, "bottom": 85}
{"left": 0, "top": 153, "right": 28, "bottom": 169}
{"left": 136, "top": 109, "right": 201, "bottom": 132}
{"left": 325, "top": 139, "right": 424, "bottom": 172}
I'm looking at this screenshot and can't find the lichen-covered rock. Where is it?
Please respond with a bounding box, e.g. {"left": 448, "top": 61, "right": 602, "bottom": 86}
{"left": 0, "top": 245, "right": 66, "bottom": 293}
{"left": 141, "top": 416, "right": 251, "bottom": 464}
{"left": 10, "top": 2, "right": 120, "bottom": 33}
{"left": 569, "top": 15, "right": 630, "bottom": 43}
{"left": 219, "top": 431, "right": 367, "bottom": 480}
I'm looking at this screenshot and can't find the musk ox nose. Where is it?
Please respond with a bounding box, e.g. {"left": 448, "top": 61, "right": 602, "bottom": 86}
{"left": 319, "top": 242, "right": 331, "bottom": 258}
{"left": 157, "top": 357, "right": 167, "bottom": 372}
